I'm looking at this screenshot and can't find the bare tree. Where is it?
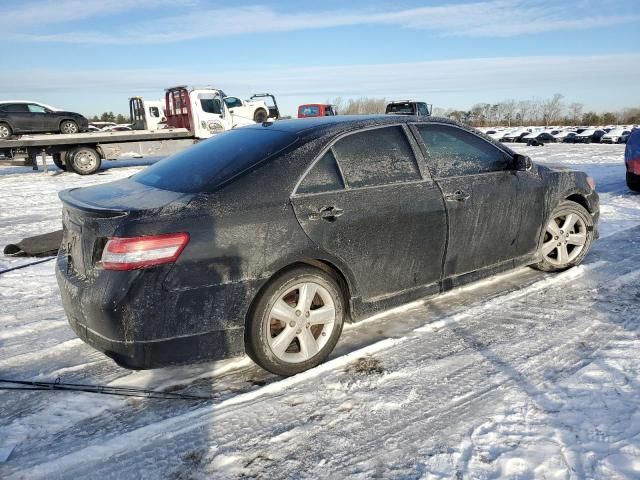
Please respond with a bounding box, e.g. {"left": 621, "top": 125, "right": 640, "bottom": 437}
{"left": 541, "top": 93, "right": 564, "bottom": 126}
{"left": 517, "top": 100, "right": 532, "bottom": 126}
{"left": 499, "top": 100, "right": 517, "bottom": 126}
{"left": 339, "top": 97, "right": 386, "bottom": 115}
{"left": 326, "top": 97, "right": 345, "bottom": 114}
{"left": 567, "top": 102, "right": 584, "bottom": 124}
{"left": 529, "top": 99, "right": 543, "bottom": 125}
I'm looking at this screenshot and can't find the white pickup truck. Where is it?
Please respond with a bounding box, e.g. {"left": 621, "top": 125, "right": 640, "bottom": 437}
{"left": 0, "top": 87, "right": 280, "bottom": 175}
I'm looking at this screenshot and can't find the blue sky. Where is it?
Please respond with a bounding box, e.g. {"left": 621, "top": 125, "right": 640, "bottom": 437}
{"left": 2, "top": 0, "right": 639, "bottom": 117}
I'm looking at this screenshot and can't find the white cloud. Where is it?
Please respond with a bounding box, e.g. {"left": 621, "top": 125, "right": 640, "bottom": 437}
{"left": 0, "top": 0, "right": 178, "bottom": 27}
{"left": 1, "top": 54, "right": 638, "bottom": 113}
{"left": 4, "top": 1, "right": 638, "bottom": 43}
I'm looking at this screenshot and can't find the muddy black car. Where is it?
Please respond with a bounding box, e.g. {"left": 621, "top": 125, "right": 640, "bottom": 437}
{"left": 56, "top": 116, "right": 599, "bottom": 376}
{"left": 0, "top": 102, "right": 88, "bottom": 139}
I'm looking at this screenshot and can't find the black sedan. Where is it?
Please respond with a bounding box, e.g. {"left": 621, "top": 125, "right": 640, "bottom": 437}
{"left": 56, "top": 116, "right": 599, "bottom": 376}
{"left": 0, "top": 101, "right": 88, "bottom": 139}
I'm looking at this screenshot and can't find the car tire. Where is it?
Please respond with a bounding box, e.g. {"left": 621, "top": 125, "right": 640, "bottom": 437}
{"left": 253, "top": 109, "right": 269, "bottom": 123}
{"left": 0, "top": 122, "right": 12, "bottom": 139}
{"left": 627, "top": 172, "right": 640, "bottom": 193}
{"left": 60, "top": 120, "right": 79, "bottom": 135}
{"left": 532, "top": 200, "right": 595, "bottom": 272}
{"left": 52, "top": 153, "right": 67, "bottom": 171}
{"left": 68, "top": 147, "right": 101, "bottom": 175}
{"left": 246, "top": 266, "right": 345, "bottom": 376}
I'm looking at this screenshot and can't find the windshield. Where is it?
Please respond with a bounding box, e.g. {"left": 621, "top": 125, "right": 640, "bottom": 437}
{"left": 133, "top": 127, "right": 297, "bottom": 193}
{"left": 386, "top": 103, "right": 415, "bottom": 114}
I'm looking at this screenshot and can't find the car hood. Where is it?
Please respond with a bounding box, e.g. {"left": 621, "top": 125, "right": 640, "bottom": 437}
{"left": 56, "top": 111, "right": 86, "bottom": 118}
{"left": 538, "top": 163, "right": 577, "bottom": 173}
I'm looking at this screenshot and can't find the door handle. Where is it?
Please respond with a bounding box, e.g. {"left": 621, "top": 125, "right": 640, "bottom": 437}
{"left": 444, "top": 190, "right": 470, "bottom": 202}
{"left": 309, "top": 206, "right": 344, "bottom": 221}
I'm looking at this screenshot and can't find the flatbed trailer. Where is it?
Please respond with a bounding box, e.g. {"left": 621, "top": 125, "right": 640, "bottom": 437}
{"left": 0, "top": 128, "right": 196, "bottom": 174}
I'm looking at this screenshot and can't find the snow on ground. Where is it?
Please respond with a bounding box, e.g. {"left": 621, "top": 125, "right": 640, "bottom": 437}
{"left": 1, "top": 143, "right": 639, "bottom": 479}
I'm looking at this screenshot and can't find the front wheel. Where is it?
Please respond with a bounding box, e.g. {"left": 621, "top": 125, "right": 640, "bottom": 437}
{"left": 60, "top": 120, "right": 79, "bottom": 134}
{"left": 246, "top": 266, "right": 345, "bottom": 376}
{"left": 68, "top": 147, "right": 101, "bottom": 175}
{"left": 532, "top": 200, "right": 595, "bottom": 272}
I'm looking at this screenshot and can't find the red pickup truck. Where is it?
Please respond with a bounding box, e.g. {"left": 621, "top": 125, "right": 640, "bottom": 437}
{"left": 298, "top": 104, "right": 338, "bottom": 118}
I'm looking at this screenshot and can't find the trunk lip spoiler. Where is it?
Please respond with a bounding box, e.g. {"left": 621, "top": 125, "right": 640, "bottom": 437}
{"left": 58, "top": 188, "right": 129, "bottom": 217}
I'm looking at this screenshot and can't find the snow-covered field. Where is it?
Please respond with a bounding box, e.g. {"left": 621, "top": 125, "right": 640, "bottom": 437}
{"left": 1, "top": 144, "right": 639, "bottom": 479}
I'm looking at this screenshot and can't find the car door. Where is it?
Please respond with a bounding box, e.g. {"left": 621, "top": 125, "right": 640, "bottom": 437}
{"left": 5, "top": 103, "right": 36, "bottom": 132}
{"left": 412, "top": 123, "right": 522, "bottom": 279}
{"left": 27, "top": 104, "right": 50, "bottom": 132}
{"left": 290, "top": 125, "right": 448, "bottom": 301}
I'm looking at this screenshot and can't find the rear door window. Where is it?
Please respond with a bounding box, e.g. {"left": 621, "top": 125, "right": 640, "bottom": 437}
{"left": 297, "top": 150, "right": 344, "bottom": 194}
{"left": 6, "top": 104, "right": 29, "bottom": 113}
{"left": 417, "top": 124, "right": 511, "bottom": 177}
{"left": 332, "top": 126, "right": 421, "bottom": 188}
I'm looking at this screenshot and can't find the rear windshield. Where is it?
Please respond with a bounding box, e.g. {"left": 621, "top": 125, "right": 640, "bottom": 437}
{"left": 386, "top": 103, "right": 415, "bottom": 114}
{"left": 299, "top": 106, "right": 320, "bottom": 117}
{"left": 133, "top": 127, "right": 296, "bottom": 193}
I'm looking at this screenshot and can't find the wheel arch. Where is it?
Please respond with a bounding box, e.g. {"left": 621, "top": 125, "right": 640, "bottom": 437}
{"left": 563, "top": 191, "right": 596, "bottom": 213}
{"left": 245, "top": 258, "right": 355, "bottom": 337}
{"left": 58, "top": 118, "right": 79, "bottom": 129}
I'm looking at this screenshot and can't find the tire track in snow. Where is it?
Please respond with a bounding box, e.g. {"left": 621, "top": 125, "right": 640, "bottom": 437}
{"left": 9, "top": 245, "right": 621, "bottom": 479}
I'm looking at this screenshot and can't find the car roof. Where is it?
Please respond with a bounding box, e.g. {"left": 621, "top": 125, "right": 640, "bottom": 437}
{"left": 248, "top": 115, "right": 444, "bottom": 133}
{"left": 247, "top": 115, "right": 516, "bottom": 155}
{"left": 0, "top": 100, "right": 59, "bottom": 110}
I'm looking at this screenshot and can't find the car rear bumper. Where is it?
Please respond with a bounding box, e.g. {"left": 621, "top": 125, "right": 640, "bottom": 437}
{"left": 66, "top": 313, "right": 244, "bottom": 369}
{"left": 55, "top": 252, "right": 247, "bottom": 369}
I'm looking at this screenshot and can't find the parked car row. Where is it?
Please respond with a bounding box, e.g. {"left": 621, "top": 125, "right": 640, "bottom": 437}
{"left": 480, "top": 125, "right": 637, "bottom": 145}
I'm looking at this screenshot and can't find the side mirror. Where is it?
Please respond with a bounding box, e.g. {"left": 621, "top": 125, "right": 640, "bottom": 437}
{"left": 513, "top": 153, "right": 532, "bottom": 171}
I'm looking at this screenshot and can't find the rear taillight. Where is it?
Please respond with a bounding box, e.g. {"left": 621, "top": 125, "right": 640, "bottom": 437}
{"left": 586, "top": 176, "right": 596, "bottom": 190}
{"left": 101, "top": 233, "right": 189, "bottom": 271}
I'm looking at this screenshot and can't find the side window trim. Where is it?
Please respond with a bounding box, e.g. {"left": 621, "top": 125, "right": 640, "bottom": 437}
{"left": 292, "top": 123, "right": 434, "bottom": 198}
{"left": 408, "top": 122, "right": 515, "bottom": 179}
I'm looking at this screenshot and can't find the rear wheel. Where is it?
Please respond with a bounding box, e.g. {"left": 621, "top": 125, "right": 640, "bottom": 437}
{"left": 52, "top": 153, "right": 66, "bottom": 171}
{"left": 246, "top": 266, "right": 345, "bottom": 376}
{"left": 253, "top": 109, "right": 269, "bottom": 123}
{"left": 60, "top": 120, "right": 79, "bottom": 134}
{"left": 68, "top": 147, "right": 101, "bottom": 175}
{"left": 532, "top": 201, "right": 594, "bottom": 272}
{"left": 0, "top": 123, "right": 12, "bottom": 139}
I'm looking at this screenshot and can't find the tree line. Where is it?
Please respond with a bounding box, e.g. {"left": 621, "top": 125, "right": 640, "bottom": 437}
{"left": 89, "top": 112, "right": 128, "bottom": 124}
{"left": 327, "top": 94, "right": 640, "bottom": 126}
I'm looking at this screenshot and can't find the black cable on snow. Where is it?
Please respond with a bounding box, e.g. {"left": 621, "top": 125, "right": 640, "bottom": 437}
{"left": 0, "top": 257, "right": 55, "bottom": 276}
{"left": 0, "top": 379, "right": 215, "bottom": 401}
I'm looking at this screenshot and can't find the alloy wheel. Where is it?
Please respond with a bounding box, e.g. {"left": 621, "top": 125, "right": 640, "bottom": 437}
{"left": 0, "top": 125, "right": 10, "bottom": 139}
{"left": 540, "top": 213, "right": 587, "bottom": 267}
{"left": 265, "top": 282, "right": 336, "bottom": 363}
{"left": 62, "top": 122, "right": 78, "bottom": 134}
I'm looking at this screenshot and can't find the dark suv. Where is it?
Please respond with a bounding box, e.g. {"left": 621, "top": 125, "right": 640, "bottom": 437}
{"left": 0, "top": 102, "right": 89, "bottom": 139}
